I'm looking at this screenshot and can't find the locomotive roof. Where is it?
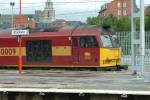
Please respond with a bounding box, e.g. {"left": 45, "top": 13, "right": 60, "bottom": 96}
{"left": 0, "top": 26, "right": 106, "bottom": 38}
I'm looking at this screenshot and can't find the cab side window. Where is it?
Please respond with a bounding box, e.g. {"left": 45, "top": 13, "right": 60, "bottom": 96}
{"left": 80, "top": 36, "right": 99, "bottom": 48}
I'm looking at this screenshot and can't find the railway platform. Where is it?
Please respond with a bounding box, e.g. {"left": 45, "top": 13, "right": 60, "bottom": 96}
{"left": 0, "top": 69, "right": 149, "bottom": 100}
{"left": 0, "top": 70, "right": 150, "bottom": 100}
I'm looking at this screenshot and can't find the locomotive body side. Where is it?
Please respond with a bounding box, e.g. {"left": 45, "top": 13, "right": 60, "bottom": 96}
{"left": 0, "top": 37, "right": 19, "bottom": 66}
{"left": 0, "top": 27, "right": 122, "bottom": 69}
{"left": 0, "top": 32, "right": 73, "bottom": 67}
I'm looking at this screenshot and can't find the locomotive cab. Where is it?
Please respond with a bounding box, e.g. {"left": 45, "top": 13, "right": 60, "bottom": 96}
{"left": 99, "top": 32, "right": 121, "bottom": 68}
{"left": 71, "top": 26, "right": 121, "bottom": 68}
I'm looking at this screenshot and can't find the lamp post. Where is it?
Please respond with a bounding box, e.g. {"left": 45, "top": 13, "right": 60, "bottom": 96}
{"left": 10, "top": 2, "right": 15, "bottom": 29}
{"left": 19, "top": 0, "right": 22, "bottom": 75}
{"left": 10, "top": 0, "right": 25, "bottom": 75}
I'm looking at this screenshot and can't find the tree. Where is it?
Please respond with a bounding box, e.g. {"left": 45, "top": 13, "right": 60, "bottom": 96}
{"left": 86, "top": 15, "right": 139, "bottom": 32}
{"left": 87, "top": 15, "right": 119, "bottom": 30}
{"left": 115, "top": 16, "right": 131, "bottom": 31}
{"left": 145, "top": 14, "right": 150, "bottom": 31}
{"left": 86, "top": 16, "right": 102, "bottom": 25}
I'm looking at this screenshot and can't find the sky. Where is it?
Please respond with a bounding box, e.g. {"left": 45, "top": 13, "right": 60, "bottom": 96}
{"left": 0, "top": 0, "right": 150, "bottom": 22}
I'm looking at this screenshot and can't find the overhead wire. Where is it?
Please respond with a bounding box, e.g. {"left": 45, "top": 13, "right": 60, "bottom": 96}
{"left": 56, "top": 10, "right": 99, "bottom": 16}
{"left": 0, "top": 1, "right": 108, "bottom": 5}
{"left": 0, "top": 0, "right": 103, "bottom": 15}
{"left": 0, "top": 1, "right": 149, "bottom": 16}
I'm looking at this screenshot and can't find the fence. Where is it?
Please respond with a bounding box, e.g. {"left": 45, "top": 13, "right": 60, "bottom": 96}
{"left": 116, "top": 31, "right": 150, "bottom": 66}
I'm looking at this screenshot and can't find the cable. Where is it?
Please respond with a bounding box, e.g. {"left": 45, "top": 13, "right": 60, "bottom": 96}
{"left": 56, "top": 10, "right": 99, "bottom": 16}
{"left": 0, "top": 6, "right": 134, "bottom": 13}
{"left": 0, "top": 1, "right": 148, "bottom": 15}
{"left": 0, "top": 1, "right": 108, "bottom": 5}
{"left": 0, "top": 5, "right": 45, "bottom": 11}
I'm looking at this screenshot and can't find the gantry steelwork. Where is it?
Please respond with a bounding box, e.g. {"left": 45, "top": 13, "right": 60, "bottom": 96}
{"left": 131, "top": 0, "right": 145, "bottom": 77}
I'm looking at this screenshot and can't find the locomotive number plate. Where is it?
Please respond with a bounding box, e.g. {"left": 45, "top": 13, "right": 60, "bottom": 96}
{"left": 0, "top": 48, "right": 16, "bottom": 56}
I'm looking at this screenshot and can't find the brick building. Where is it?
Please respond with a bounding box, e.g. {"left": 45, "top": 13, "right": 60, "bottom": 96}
{"left": 13, "top": 15, "right": 36, "bottom": 29}
{"left": 0, "top": 0, "right": 55, "bottom": 29}
{"left": 145, "top": 6, "right": 150, "bottom": 15}
{"left": 99, "top": 0, "right": 132, "bottom": 17}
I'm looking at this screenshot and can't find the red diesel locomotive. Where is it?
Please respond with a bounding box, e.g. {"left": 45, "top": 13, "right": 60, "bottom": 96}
{"left": 0, "top": 26, "right": 122, "bottom": 69}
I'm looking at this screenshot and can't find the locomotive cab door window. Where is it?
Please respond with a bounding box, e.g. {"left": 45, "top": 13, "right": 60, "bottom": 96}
{"left": 80, "top": 36, "right": 99, "bottom": 48}
{"left": 26, "top": 40, "right": 52, "bottom": 62}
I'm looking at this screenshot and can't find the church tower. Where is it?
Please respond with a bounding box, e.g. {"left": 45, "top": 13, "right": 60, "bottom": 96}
{"left": 42, "top": 0, "right": 55, "bottom": 23}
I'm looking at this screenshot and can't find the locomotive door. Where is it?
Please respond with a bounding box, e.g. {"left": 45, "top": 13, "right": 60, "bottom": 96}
{"left": 72, "top": 36, "right": 99, "bottom": 66}
{"left": 72, "top": 37, "right": 80, "bottom": 64}
{"left": 79, "top": 36, "right": 99, "bottom": 66}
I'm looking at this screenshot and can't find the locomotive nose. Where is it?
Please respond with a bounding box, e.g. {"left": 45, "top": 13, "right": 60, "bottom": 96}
{"left": 100, "top": 48, "right": 121, "bottom": 67}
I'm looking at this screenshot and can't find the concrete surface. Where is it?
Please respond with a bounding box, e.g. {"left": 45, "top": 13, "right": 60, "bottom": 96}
{"left": 0, "top": 69, "right": 149, "bottom": 95}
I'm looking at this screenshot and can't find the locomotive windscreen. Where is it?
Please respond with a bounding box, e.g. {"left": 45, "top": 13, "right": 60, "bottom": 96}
{"left": 101, "top": 34, "right": 113, "bottom": 48}
{"left": 26, "top": 40, "right": 52, "bottom": 62}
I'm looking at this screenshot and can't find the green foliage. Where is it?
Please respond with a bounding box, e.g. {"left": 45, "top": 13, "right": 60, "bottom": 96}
{"left": 86, "top": 15, "right": 150, "bottom": 31}
{"left": 115, "top": 16, "right": 131, "bottom": 31}
{"left": 86, "top": 16, "right": 102, "bottom": 25}
{"left": 87, "top": 14, "right": 118, "bottom": 30}
{"left": 145, "top": 15, "right": 150, "bottom": 31}
{"left": 87, "top": 15, "right": 132, "bottom": 32}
